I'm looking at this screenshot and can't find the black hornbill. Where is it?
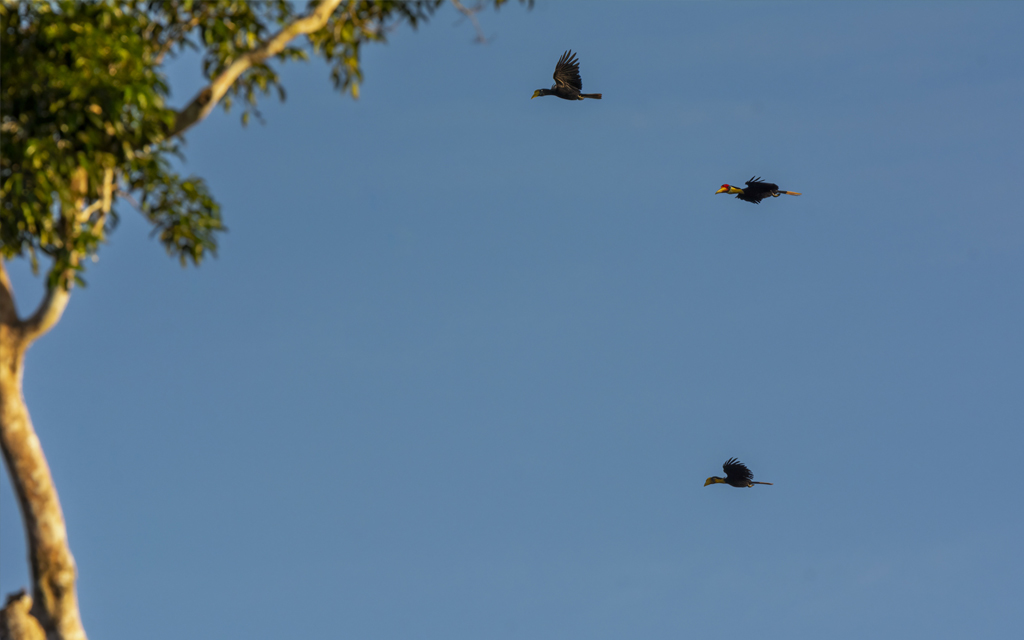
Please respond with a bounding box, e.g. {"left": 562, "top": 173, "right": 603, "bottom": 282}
{"left": 704, "top": 458, "right": 773, "bottom": 488}
{"left": 532, "top": 50, "right": 602, "bottom": 101}
{"left": 716, "top": 177, "right": 801, "bottom": 204}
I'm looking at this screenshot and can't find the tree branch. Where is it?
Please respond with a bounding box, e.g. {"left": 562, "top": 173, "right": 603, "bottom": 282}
{"left": 20, "top": 286, "right": 70, "bottom": 347}
{"left": 74, "top": 168, "right": 114, "bottom": 227}
{"left": 450, "top": 0, "right": 489, "bottom": 43}
{"left": 73, "top": 200, "right": 104, "bottom": 225}
{"left": 0, "top": 259, "right": 17, "bottom": 327}
{"left": 171, "top": 0, "right": 345, "bottom": 138}
{"left": 0, "top": 592, "right": 46, "bottom": 640}
{"left": 0, "top": 257, "right": 71, "bottom": 349}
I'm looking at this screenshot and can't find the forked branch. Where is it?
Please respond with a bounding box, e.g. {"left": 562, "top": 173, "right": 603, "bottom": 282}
{"left": 450, "top": 0, "right": 489, "bottom": 43}
{"left": 19, "top": 286, "right": 71, "bottom": 347}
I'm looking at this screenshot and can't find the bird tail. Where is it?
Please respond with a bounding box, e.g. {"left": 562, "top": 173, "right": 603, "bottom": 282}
{"left": 581, "top": 93, "right": 602, "bottom": 99}
{"left": 752, "top": 481, "right": 773, "bottom": 485}
{"left": 781, "top": 191, "right": 801, "bottom": 196}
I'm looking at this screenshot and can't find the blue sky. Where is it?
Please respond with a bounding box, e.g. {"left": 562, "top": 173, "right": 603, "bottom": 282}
{"left": 3, "top": 2, "right": 1023, "bottom": 638}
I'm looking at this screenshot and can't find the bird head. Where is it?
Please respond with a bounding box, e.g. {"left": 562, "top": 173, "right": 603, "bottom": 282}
{"left": 716, "top": 184, "right": 741, "bottom": 195}
{"left": 531, "top": 89, "right": 543, "bottom": 99}
{"left": 704, "top": 476, "right": 724, "bottom": 486}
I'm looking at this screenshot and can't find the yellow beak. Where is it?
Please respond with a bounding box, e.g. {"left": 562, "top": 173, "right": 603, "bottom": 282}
{"left": 531, "top": 90, "right": 542, "bottom": 100}
{"left": 715, "top": 186, "right": 729, "bottom": 195}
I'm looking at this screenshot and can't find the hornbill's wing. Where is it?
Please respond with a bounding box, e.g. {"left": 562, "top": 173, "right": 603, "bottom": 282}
{"left": 745, "top": 177, "right": 780, "bottom": 193}
{"left": 740, "top": 177, "right": 779, "bottom": 203}
{"left": 723, "top": 458, "right": 754, "bottom": 483}
{"left": 553, "top": 50, "right": 583, "bottom": 92}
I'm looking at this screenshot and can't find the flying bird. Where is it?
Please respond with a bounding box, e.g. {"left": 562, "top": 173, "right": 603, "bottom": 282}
{"left": 531, "top": 50, "right": 602, "bottom": 101}
{"left": 716, "top": 177, "right": 801, "bottom": 204}
{"left": 704, "top": 458, "right": 773, "bottom": 488}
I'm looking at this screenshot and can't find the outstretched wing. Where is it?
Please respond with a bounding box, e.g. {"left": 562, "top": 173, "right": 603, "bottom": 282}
{"left": 723, "top": 458, "right": 754, "bottom": 483}
{"left": 745, "top": 176, "right": 780, "bottom": 192}
{"left": 553, "top": 50, "right": 583, "bottom": 92}
{"left": 740, "top": 177, "right": 779, "bottom": 204}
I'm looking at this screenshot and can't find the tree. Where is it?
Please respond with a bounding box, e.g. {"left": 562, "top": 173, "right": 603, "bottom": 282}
{"left": 0, "top": 2, "right": 526, "bottom": 638}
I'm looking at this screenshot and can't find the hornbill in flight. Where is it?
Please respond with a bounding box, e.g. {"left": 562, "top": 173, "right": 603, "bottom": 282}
{"left": 716, "top": 177, "right": 801, "bottom": 204}
{"left": 704, "top": 458, "right": 773, "bottom": 488}
{"left": 532, "top": 50, "right": 602, "bottom": 101}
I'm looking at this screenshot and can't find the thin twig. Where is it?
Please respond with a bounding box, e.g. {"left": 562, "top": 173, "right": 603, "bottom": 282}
{"left": 153, "top": 13, "right": 205, "bottom": 65}
{"left": 449, "top": 0, "right": 489, "bottom": 44}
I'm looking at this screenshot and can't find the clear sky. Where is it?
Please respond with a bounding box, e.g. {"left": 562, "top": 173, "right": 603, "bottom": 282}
{"left": 3, "top": 2, "right": 1023, "bottom": 639}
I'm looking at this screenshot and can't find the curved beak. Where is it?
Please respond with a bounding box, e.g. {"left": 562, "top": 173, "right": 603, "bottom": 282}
{"left": 531, "top": 90, "right": 541, "bottom": 100}
{"left": 703, "top": 478, "right": 714, "bottom": 486}
{"left": 715, "top": 186, "right": 729, "bottom": 195}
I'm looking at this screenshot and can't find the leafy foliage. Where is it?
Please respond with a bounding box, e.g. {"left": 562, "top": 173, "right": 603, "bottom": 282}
{"left": 1, "top": 0, "right": 219, "bottom": 285}
{"left": 1, "top": 0, "right": 524, "bottom": 288}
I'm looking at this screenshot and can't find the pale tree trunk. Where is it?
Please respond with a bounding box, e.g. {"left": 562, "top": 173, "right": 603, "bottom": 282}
{"left": 1, "top": 4, "right": 352, "bottom": 637}
{"left": 0, "top": 259, "right": 84, "bottom": 640}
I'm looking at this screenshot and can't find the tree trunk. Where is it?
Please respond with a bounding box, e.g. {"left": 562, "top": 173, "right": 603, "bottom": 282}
{"left": 0, "top": 261, "right": 85, "bottom": 640}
